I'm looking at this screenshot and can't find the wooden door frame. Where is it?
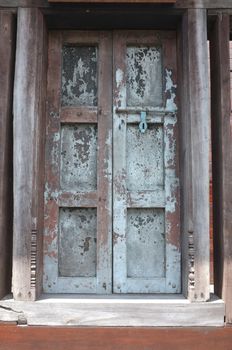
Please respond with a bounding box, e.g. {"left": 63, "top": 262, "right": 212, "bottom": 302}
{"left": 4, "top": 4, "right": 230, "bottom": 325}
{"left": 10, "top": 6, "right": 211, "bottom": 302}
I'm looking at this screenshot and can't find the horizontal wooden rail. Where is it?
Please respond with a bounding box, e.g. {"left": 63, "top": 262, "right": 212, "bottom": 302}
{"left": 0, "top": 0, "right": 232, "bottom": 9}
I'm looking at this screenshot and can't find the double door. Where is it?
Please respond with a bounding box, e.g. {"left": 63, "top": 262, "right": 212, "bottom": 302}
{"left": 43, "top": 30, "right": 181, "bottom": 294}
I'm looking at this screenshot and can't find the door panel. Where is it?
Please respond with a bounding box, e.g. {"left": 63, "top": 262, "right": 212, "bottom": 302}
{"left": 126, "top": 124, "right": 164, "bottom": 191}
{"left": 113, "top": 31, "right": 181, "bottom": 293}
{"left": 60, "top": 124, "right": 98, "bottom": 192}
{"left": 43, "top": 31, "right": 112, "bottom": 294}
{"left": 126, "top": 46, "right": 163, "bottom": 107}
{"left": 127, "top": 208, "right": 165, "bottom": 279}
{"left": 61, "top": 46, "right": 98, "bottom": 107}
{"left": 58, "top": 207, "right": 97, "bottom": 278}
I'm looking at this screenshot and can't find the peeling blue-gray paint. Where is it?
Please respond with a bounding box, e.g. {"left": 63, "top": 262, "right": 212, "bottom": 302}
{"left": 126, "top": 46, "right": 162, "bottom": 108}
{"left": 62, "top": 46, "right": 98, "bottom": 106}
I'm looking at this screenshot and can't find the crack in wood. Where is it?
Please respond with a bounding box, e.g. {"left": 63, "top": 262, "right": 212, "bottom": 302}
{"left": 0, "top": 305, "right": 23, "bottom": 314}
{"left": 0, "top": 305, "right": 28, "bottom": 325}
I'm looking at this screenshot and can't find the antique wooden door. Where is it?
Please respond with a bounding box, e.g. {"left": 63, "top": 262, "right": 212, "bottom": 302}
{"left": 113, "top": 31, "right": 180, "bottom": 293}
{"left": 43, "top": 32, "right": 112, "bottom": 293}
{"left": 43, "top": 30, "right": 180, "bottom": 294}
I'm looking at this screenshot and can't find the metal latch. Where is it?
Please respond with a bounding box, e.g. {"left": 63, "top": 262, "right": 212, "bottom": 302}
{"left": 139, "top": 111, "right": 147, "bottom": 134}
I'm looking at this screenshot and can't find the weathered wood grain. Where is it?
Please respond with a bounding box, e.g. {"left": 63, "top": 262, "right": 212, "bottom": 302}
{"left": 178, "top": 12, "right": 188, "bottom": 300}
{"left": 0, "top": 11, "right": 15, "bottom": 299}
{"left": 180, "top": 9, "right": 210, "bottom": 302}
{"left": 210, "top": 14, "right": 232, "bottom": 324}
{"left": 1, "top": 324, "right": 232, "bottom": 350}
{"left": 0, "top": 296, "right": 225, "bottom": 327}
{"left": 60, "top": 107, "right": 98, "bottom": 123}
{"left": 96, "top": 32, "right": 113, "bottom": 294}
{"left": 43, "top": 31, "right": 62, "bottom": 294}
{"left": 12, "top": 8, "right": 47, "bottom": 301}
{"left": 178, "top": 12, "right": 190, "bottom": 301}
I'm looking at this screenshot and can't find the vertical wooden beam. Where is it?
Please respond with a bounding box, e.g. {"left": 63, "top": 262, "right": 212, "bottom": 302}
{"left": 12, "top": 8, "right": 47, "bottom": 301}
{"left": 0, "top": 11, "right": 15, "bottom": 299}
{"left": 180, "top": 9, "right": 210, "bottom": 301}
{"left": 210, "top": 14, "right": 232, "bottom": 323}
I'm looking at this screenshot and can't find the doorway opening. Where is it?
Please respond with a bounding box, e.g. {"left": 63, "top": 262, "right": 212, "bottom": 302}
{"left": 43, "top": 30, "right": 181, "bottom": 294}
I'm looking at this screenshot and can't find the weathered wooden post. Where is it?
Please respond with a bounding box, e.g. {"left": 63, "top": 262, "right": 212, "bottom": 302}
{"left": 210, "top": 14, "right": 232, "bottom": 323}
{"left": 12, "top": 8, "right": 47, "bottom": 301}
{"left": 181, "top": 9, "right": 210, "bottom": 302}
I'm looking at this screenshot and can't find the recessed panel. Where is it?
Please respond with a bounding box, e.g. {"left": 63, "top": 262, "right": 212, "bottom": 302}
{"left": 60, "top": 124, "right": 97, "bottom": 191}
{"left": 126, "top": 124, "right": 164, "bottom": 191}
{"left": 127, "top": 209, "right": 165, "bottom": 278}
{"left": 62, "top": 46, "right": 98, "bottom": 106}
{"left": 126, "top": 46, "right": 163, "bottom": 107}
{"left": 59, "top": 208, "right": 97, "bottom": 277}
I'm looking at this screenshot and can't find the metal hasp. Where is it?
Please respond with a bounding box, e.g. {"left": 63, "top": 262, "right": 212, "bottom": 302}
{"left": 139, "top": 111, "right": 148, "bottom": 133}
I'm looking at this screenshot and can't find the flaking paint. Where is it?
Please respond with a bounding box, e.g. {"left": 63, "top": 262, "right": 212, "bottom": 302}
{"left": 126, "top": 46, "right": 163, "bottom": 107}
{"left": 62, "top": 46, "right": 98, "bottom": 106}
{"left": 165, "top": 68, "right": 177, "bottom": 111}
{"left": 113, "top": 34, "right": 180, "bottom": 293}
{"left": 60, "top": 124, "right": 97, "bottom": 192}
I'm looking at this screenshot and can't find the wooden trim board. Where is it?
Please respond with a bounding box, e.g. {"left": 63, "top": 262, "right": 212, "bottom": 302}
{"left": 210, "top": 14, "right": 232, "bottom": 324}
{"left": 0, "top": 295, "right": 225, "bottom": 327}
{"left": 1, "top": 325, "right": 232, "bottom": 350}
{"left": 2, "top": 325, "right": 232, "bottom": 350}
{"left": 1, "top": 0, "right": 232, "bottom": 9}
{"left": 0, "top": 11, "right": 15, "bottom": 299}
